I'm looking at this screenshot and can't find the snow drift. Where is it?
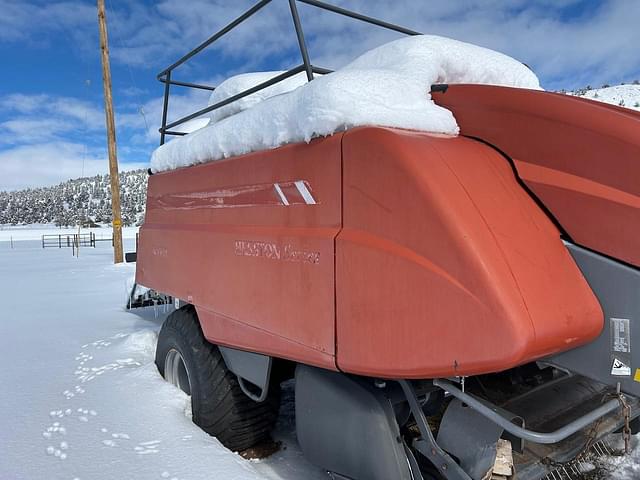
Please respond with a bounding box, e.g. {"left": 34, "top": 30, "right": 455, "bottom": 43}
{"left": 150, "top": 35, "right": 541, "bottom": 172}
{"left": 207, "top": 71, "right": 312, "bottom": 123}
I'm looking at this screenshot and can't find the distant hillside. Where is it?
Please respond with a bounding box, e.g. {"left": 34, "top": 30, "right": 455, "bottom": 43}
{"left": 0, "top": 170, "right": 148, "bottom": 227}
{"left": 567, "top": 82, "right": 640, "bottom": 110}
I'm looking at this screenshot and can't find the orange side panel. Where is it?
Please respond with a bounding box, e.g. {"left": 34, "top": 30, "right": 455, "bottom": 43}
{"left": 433, "top": 85, "right": 640, "bottom": 267}
{"left": 336, "top": 128, "right": 603, "bottom": 379}
{"left": 136, "top": 135, "right": 343, "bottom": 371}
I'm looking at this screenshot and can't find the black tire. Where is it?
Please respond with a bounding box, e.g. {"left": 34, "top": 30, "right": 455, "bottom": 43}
{"left": 155, "top": 305, "right": 280, "bottom": 451}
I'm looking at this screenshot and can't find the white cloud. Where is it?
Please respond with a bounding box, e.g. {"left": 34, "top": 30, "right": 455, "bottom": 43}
{"left": 0, "top": 118, "right": 77, "bottom": 145}
{"left": 0, "top": 0, "right": 95, "bottom": 43}
{"left": 0, "top": 141, "right": 147, "bottom": 191}
{"left": 2, "top": 0, "right": 638, "bottom": 90}
{"left": 120, "top": 86, "right": 149, "bottom": 97}
{"left": 0, "top": 93, "right": 105, "bottom": 133}
{"left": 0, "top": 92, "right": 157, "bottom": 147}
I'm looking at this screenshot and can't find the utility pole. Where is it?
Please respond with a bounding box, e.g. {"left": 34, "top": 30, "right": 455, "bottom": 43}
{"left": 97, "top": 0, "right": 123, "bottom": 264}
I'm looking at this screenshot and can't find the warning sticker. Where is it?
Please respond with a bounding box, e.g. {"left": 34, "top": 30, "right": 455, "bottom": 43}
{"left": 611, "top": 358, "right": 631, "bottom": 376}
{"left": 611, "top": 318, "right": 631, "bottom": 353}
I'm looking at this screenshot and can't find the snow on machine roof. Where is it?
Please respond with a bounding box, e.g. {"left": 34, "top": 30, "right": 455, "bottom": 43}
{"left": 150, "top": 2, "right": 540, "bottom": 173}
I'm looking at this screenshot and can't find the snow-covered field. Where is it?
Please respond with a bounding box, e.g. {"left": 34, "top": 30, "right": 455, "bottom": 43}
{"left": 0, "top": 228, "right": 326, "bottom": 480}
{"left": 2, "top": 226, "right": 640, "bottom": 480}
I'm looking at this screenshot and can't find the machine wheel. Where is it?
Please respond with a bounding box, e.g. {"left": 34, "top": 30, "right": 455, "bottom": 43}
{"left": 155, "top": 305, "right": 280, "bottom": 451}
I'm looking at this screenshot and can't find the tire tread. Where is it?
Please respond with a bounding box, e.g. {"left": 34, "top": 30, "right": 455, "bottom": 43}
{"left": 155, "top": 305, "right": 279, "bottom": 451}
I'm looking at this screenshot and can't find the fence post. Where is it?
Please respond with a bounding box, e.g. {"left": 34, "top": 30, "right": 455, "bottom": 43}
{"left": 10, "top": 236, "right": 13, "bottom": 249}
{"left": 59, "top": 235, "right": 62, "bottom": 248}
{"left": 42, "top": 236, "right": 44, "bottom": 249}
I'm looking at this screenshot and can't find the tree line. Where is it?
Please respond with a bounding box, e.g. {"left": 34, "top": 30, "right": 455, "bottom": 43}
{"left": 0, "top": 170, "right": 148, "bottom": 227}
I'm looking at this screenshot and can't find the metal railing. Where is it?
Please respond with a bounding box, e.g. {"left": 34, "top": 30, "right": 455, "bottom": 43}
{"left": 156, "top": 0, "right": 420, "bottom": 145}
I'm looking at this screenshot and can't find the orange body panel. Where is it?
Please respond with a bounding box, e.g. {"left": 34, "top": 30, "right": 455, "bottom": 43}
{"left": 137, "top": 124, "right": 605, "bottom": 379}
{"left": 433, "top": 85, "right": 640, "bottom": 267}
{"left": 137, "top": 135, "right": 343, "bottom": 370}
{"left": 336, "top": 128, "right": 602, "bottom": 378}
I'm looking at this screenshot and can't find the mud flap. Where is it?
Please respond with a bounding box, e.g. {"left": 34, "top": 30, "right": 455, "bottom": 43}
{"left": 219, "top": 346, "right": 272, "bottom": 402}
{"left": 295, "top": 365, "right": 415, "bottom": 480}
{"left": 547, "top": 243, "right": 640, "bottom": 397}
{"left": 437, "top": 399, "right": 510, "bottom": 480}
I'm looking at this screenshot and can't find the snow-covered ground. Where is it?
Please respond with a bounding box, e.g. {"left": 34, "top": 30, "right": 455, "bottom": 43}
{"left": 0, "top": 228, "right": 326, "bottom": 480}
{"left": 2, "top": 225, "right": 640, "bottom": 480}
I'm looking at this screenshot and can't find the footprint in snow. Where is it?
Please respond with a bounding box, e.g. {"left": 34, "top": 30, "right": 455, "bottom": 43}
{"left": 101, "top": 430, "right": 130, "bottom": 447}
{"left": 75, "top": 359, "right": 141, "bottom": 383}
{"left": 75, "top": 407, "right": 97, "bottom": 423}
{"left": 91, "top": 339, "right": 112, "bottom": 349}
{"left": 43, "top": 421, "right": 67, "bottom": 438}
{"left": 63, "top": 389, "right": 76, "bottom": 399}
{"left": 48, "top": 409, "right": 73, "bottom": 419}
{"left": 135, "top": 440, "right": 161, "bottom": 455}
{"left": 45, "top": 442, "right": 68, "bottom": 460}
{"left": 75, "top": 352, "right": 92, "bottom": 364}
{"left": 161, "top": 472, "right": 180, "bottom": 480}
{"left": 45, "top": 333, "right": 147, "bottom": 464}
{"left": 81, "top": 333, "right": 125, "bottom": 350}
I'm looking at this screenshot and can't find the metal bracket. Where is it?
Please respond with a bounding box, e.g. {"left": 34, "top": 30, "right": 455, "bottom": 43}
{"left": 399, "top": 380, "right": 473, "bottom": 480}
{"left": 126, "top": 282, "right": 174, "bottom": 310}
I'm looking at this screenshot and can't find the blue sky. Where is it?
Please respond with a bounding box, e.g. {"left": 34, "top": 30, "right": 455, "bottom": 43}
{"left": 0, "top": 0, "right": 638, "bottom": 190}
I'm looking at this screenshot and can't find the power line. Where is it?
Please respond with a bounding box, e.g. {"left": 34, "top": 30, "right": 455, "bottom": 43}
{"left": 105, "top": 0, "right": 150, "bottom": 132}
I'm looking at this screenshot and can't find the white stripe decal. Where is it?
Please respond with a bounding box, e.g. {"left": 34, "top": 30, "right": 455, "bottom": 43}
{"left": 294, "top": 180, "right": 317, "bottom": 205}
{"left": 273, "top": 183, "right": 289, "bottom": 206}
